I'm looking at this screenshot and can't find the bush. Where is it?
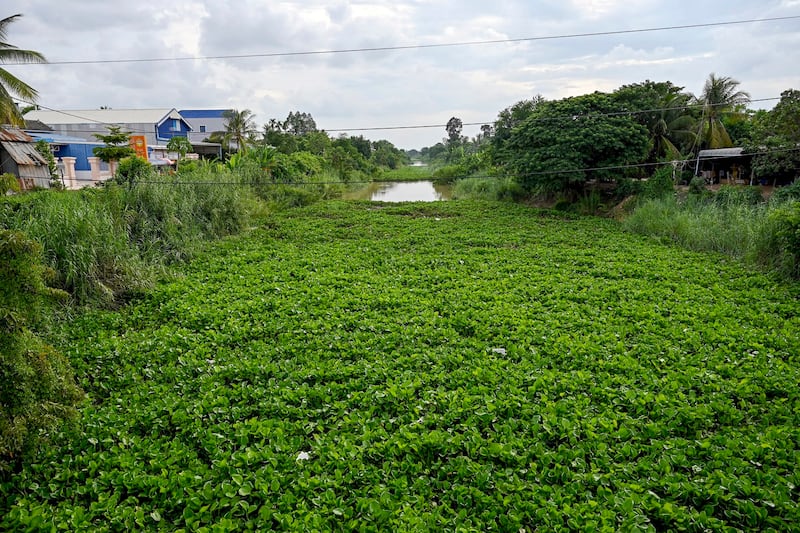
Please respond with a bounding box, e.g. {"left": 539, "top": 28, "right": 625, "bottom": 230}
{"left": 451, "top": 177, "right": 525, "bottom": 202}
{"left": 0, "top": 173, "right": 20, "bottom": 194}
{"left": 0, "top": 230, "right": 82, "bottom": 477}
{"left": 641, "top": 165, "right": 675, "bottom": 200}
{"left": 715, "top": 185, "right": 764, "bottom": 207}
{"left": 688, "top": 176, "right": 707, "bottom": 196}
{"left": 771, "top": 179, "right": 800, "bottom": 203}
{"left": 757, "top": 201, "right": 800, "bottom": 279}
{"left": 115, "top": 156, "right": 153, "bottom": 188}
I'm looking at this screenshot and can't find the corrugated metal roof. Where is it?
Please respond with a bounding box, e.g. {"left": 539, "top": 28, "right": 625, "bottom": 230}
{"left": 698, "top": 147, "right": 744, "bottom": 158}
{"left": 25, "top": 108, "right": 182, "bottom": 126}
{"left": 0, "top": 127, "right": 34, "bottom": 142}
{"left": 1, "top": 141, "right": 48, "bottom": 166}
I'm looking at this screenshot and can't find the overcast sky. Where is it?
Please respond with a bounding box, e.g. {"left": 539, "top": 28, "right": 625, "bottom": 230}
{"left": 4, "top": 1, "right": 799, "bottom": 149}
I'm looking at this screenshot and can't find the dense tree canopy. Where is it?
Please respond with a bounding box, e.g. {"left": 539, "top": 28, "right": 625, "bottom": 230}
{"left": 503, "top": 92, "right": 651, "bottom": 195}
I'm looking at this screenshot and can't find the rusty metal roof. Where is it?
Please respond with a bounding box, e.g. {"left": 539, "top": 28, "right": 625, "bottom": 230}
{"left": 0, "top": 127, "right": 34, "bottom": 142}
{"left": 1, "top": 141, "right": 48, "bottom": 166}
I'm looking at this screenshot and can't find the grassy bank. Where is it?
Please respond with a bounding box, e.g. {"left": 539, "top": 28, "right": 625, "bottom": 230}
{"left": 623, "top": 184, "right": 800, "bottom": 280}
{"left": 2, "top": 200, "right": 798, "bottom": 531}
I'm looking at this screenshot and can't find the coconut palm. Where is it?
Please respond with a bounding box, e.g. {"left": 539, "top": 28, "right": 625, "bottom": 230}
{"left": 0, "top": 14, "right": 46, "bottom": 126}
{"left": 699, "top": 73, "right": 750, "bottom": 149}
{"left": 222, "top": 108, "right": 258, "bottom": 153}
{"left": 651, "top": 92, "right": 698, "bottom": 159}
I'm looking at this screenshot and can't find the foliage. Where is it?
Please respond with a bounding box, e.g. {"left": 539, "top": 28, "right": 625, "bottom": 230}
{"left": 505, "top": 92, "right": 651, "bottom": 196}
{"left": 614, "top": 81, "right": 698, "bottom": 161}
{"left": 92, "top": 126, "right": 135, "bottom": 163}
{"left": 220, "top": 109, "right": 258, "bottom": 153}
{"left": 34, "top": 140, "right": 60, "bottom": 187}
{"left": 2, "top": 201, "right": 799, "bottom": 530}
{"left": 624, "top": 192, "right": 800, "bottom": 280}
{"left": 745, "top": 90, "right": 800, "bottom": 183}
{"left": 114, "top": 156, "right": 152, "bottom": 188}
{"left": 450, "top": 176, "right": 524, "bottom": 202}
{"left": 0, "top": 167, "right": 255, "bottom": 305}
{"left": 0, "top": 172, "right": 20, "bottom": 194}
{"left": 490, "top": 95, "right": 545, "bottom": 168}
{"left": 641, "top": 165, "right": 676, "bottom": 200}
{"left": 0, "top": 229, "right": 82, "bottom": 477}
{"left": 166, "top": 136, "right": 193, "bottom": 160}
{"left": 757, "top": 201, "right": 800, "bottom": 279}
{"left": 699, "top": 73, "right": 750, "bottom": 149}
{"left": 0, "top": 14, "right": 46, "bottom": 126}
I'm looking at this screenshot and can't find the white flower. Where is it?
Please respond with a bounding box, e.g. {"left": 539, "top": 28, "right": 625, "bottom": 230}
{"left": 296, "top": 451, "right": 310, "bottom": 461}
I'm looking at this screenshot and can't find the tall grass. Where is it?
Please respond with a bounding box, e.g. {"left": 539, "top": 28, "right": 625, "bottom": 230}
{"left": 624, "top": 187, "right": 800, "bottom": 280}
{"left": 1, "top": 163, "right": 257, "bottom": 305}
{"left": 451, "top": 176, "right": 525, "bottom": 201}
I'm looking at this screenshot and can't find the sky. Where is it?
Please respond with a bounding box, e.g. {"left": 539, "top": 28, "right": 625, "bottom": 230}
{"left": 4, "top": 0, "right": 800, "bottom": 150}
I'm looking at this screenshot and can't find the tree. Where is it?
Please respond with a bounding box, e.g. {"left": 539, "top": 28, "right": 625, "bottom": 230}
{"left": 283, "top": 111, "right": 317, "bottom": 136}
{"left": 505, "top": 92, "right": 650, "bottom": 196}
{"left": 614, "top": 81, "right": 697, "bottom": 160}
{"left": 490, "top": 95, "right": 545, "bottom": 167}
{"left": 0, "top": 14, "right": 46, "bottom": 126}
{"left": 93, "top": 126, "right": 135, "bottom": 164}
{"left": 166, "top": 136, "right": 193, "bottom": 160}
{"left": 699, "top": 73, "right": 750, "bottom": 149}
{"left": 746, "top": 89, "right": 800, "bottom": 183}
{"left": 221, "top": 108, "right": 257, "bottom": 153}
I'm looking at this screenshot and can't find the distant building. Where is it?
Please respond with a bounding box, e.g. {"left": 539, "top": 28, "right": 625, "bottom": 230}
{"left": 26, "top": 130, "right": 105, "bottom": 188}
{"left": 179, "top": 109, "right": 230, "bottom": 143}
{"left": 24, "top": 108, "right": 193, "bottom": 146}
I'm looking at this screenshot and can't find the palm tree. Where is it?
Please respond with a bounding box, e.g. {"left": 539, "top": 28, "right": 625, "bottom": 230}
{"left": 0, "top": 14, "right": 46, "bottom": 126}
{"left": 221, "top": 108, "right": 257, "bottom": 153}
{"left": 651, "top": 92, "right": 698, "bottom": 159}
{"left": 699, "top": 73, "right": 750, "bottom": 149}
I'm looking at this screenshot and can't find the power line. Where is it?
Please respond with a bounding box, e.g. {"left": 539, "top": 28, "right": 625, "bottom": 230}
{"left": 7, "top": 16, "right": 799, "bottom": 66}
{"left": 18, "top": 97, "right": 782, "bottom": 137}
{"left": 61, "top": 146, "right": 800, "bottom": 187}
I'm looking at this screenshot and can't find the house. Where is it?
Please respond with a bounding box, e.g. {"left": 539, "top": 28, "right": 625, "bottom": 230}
{"left": 0, "top": 127, "right": 50, "bottom": 189}
{"left": 696, "top": 148, "right": 753, "bottom": 185}
{"left": 24, "top": 108, "right": 193, "bottom": 147}
{"left": 26, "top": 130, "right": 106, "bottom": 188}
{"left": 179, "top": 109, "right": 230, "bottom": 143}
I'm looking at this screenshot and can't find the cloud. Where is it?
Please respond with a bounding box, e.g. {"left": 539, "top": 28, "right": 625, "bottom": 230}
{"left": 3, "top": 0, "right": 798, "bottom": 148}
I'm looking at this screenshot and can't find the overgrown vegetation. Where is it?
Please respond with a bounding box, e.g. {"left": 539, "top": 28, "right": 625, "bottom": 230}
{"left": 1, "top": 200, "right": 798, "bottom": 530}
{"left": 624, "top": 183, "right": 800, "bottom": 280}
{"left": 0, "top": 229, "right": 82, "bottom": 477}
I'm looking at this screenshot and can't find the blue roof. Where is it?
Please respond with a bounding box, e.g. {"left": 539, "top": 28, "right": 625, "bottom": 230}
{"left": 179, "top": 109, "right": 229, "bottom": 119}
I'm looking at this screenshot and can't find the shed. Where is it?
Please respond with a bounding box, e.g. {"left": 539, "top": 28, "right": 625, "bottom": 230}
{"left": 696, "top": 147, "right": 752, "bottom": 185}
{"left": 0, "top": 127, "right": 50, "bottom": 189}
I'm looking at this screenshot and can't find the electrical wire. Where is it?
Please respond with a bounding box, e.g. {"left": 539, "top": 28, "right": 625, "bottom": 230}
{"left": 58, "top": 146, "right": 800, "bottom": 187}
{"left": 17, "top": 97, "right": 782, "bottom": 137}
{"left": 6, "top": 16, "right": 799, "bottom": 66}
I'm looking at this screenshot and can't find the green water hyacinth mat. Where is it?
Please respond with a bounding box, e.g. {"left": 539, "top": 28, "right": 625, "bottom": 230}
{"left": 3, "top": 200, "right": 798, "bottom": 531}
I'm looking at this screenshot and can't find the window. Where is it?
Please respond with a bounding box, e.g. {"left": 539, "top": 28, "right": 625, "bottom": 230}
{"left": 172, "top": 119, "right": 180, "bottom": 131}
{"left": 199, "top": 125, "right": 206, "bottom": 133}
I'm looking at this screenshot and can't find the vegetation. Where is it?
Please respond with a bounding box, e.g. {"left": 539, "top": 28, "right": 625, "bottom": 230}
{"left": 1, "top": 200, "right": 798, "bottom": 530}
{"left": 92, "top": 126, "right": 135, "bottom": 165}
{"left": 0, "top": 14, "right": 46, "bottom": 126}
{"left": 0, "top": 229, "right": 82, "bottom": 477}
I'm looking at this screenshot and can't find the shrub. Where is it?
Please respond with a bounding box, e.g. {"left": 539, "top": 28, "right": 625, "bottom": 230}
{"left": 757, "top": 201, "right": 800, "bottom": 279}
{"left": 688, "top": 176, "right": 707, "bottom": 196}
{"left": 0, "top": 230, "right": 82, "bottom": 477}
{"left": 115, "top": 156, "right": 153, "bottom": 188}
{"left": 641, "top": 165, "right": 675, "bottom": 200}
{"left": 715, "top": 185, "right": 764, "bottom": 207}
{"left": 0, "top": 173, "right": 20, "bottom": 194}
